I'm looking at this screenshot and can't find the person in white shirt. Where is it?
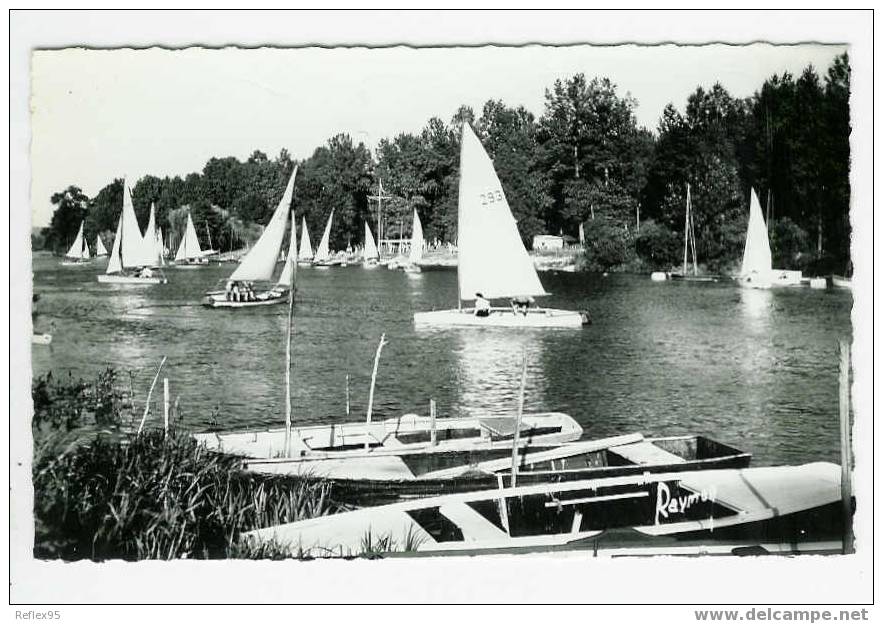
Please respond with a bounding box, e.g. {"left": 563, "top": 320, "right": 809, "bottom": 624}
{"left": 474, "top": 292, "right": 491, "bottom": 317}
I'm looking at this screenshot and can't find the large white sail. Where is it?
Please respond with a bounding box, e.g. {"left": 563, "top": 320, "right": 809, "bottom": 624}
{"left": 457, "top": 124, "right": 547, "bottom": 301}
{"left": 65, "top": 222, "right": 85, "bottom": 259}
{"left": 277, "top": 211, "right": 298, "bottom": 287}
{"left": 740, "top": 188, "right": 772, "bottom": 279}
{"left": 155, "top": 226, "right": 166, "bottom": 266}
{"left": 120, "top": 184, "right": 156, "bottom": 268}
{"left": 95, "top": 234, "right": 108, "bottom": 256}
{"left": 106, "top": 213, "right": 124, "bottom": 274}
{"left": 175, "top": 213, "right": 203, "bottom": 262}
{"left": 230, "top": 166, "right": 297, "bottom": 282}
{"left": 144, "top": 203, "right": 163, "bottom": 266}
{"left": 314, "top": 209, "right": 334, "bottom": 262}
{"left": 298, "top": 217, "right": 313, "bottom": 261}
{"left": 408, "top": 209, "right": 424, "bottom": 264}
{"left": 363, "top": 221, "right": 379, "bottom": 260}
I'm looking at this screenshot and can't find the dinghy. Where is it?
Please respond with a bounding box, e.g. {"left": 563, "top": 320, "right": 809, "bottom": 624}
{"left": 193, "top": 411, "right": 582, "bottom": 464}
{"left": 97, "top": 184, "right": 168, "bottom": 284}
{"left": 413, "top": 124, "right": 588, "bottom": 328}
{"left": 311, "top": 210, "right": 338, "bottom": 267}
{"left": 172, "top": 212, "right": 212, "bottom": 266}
{"left": 738, "top": 188, "right": 774, "bottom": 289}
{"left": 243, "top": 462, "right": 847, "bottom": 558}
{"left": 94, "top": 233, "right": 108, "bottom": 257}
{"left": 362, "top": 221, "right": 380, "bottom": 268}
{"left": 667, "top": 184, "right": 720, "bottom": 282}
{"left": 203, "top": 167, "right": 298, "bottom": 308}
{"left": 31, "top": 333, "right": 53, "bottom": 346}
{"left": 297, "top": 217, "right": 314, "bottom": 266}
{"left": 60, "top": 221, "right": 91, "bottom": 266}
{"left": 245, "top": 434, "right": 750, "bottom": 506}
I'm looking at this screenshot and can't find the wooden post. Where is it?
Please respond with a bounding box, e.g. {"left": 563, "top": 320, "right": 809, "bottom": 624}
{"left": 430, "top": 399, "right": 437, "bottom": 447}
{"left": 163, "top": 378, "right": 170, "bottom": 435}
{"left": 509, "top": 351, "right": 528, "bottom": 488}
{"left": 346, "top": 373, "right": 351, "bottom": 418}
{"left": 365, "top": 333, "right": 388, "bottom": 425}
{"left": 284, "top": 258, "right": 296, "bottom": 457}
{"left": 839, "top": 339, "right": 854, "bottom": 554}
{"left": 137, "top": 356, "right": 167, "bottom": 434}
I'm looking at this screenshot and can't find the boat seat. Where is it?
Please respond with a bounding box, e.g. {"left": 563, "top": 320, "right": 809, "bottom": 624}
{"left": 439, "top": 502, "right": 509, "bottom": 541}
{"left": 478, "top": 417, "right": 518, "bottom": 437}
{"left": 608, "top": 441, "right": 686, "bottom": 465}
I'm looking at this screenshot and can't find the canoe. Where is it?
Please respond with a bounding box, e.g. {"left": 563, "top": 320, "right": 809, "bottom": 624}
{"left": 242, "top": 462, "right": 847, "bottom": 558}
{"left": 193, "top": 412, "right": 583, "bottom": 464}
{"left": 248, "top": 434, "right": 751, "bottom": 506}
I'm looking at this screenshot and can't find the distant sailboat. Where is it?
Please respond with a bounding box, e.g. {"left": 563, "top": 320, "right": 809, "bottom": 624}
{"left": 97, "top": 183, "right": 167, "bottom": 284}
{"left": 297, "top": 217, "right": 314, "bottom": 265}
{"left": 95, "top": 234, "right": 108, "bottom": 257}
{"left": 312, "top": 209, "right": 336, "bottom": 267}
{"left": 362, "top": 221, "right": 380, "bottom": 268}
{"left": 155, "top": 225, "right": 166, "bottom": 266}
{"left": 402, "top": 209, "right": 424, "bottom": 274}
{"left": 204, "top": 167, "right": 297, "bottom": 308}
{"left": 61, "top": 221, "right": 91, "bottom": 265}
{"left": 414, "top": 124, "right": 589, "bottom": 328}
{"left": 173, "top": 212, "right": 209, "bottom": 266}
{"left": 144, "top": 203, "right": 165, "bottom": 267}
{"left": 739, "top": 188, "right": 773, "bottom": 289}
{"left": 669, "top": 183, "right": 717, "bottom": 283}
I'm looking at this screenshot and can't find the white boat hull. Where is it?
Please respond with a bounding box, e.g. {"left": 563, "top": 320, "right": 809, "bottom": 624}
{"left": 32, "top": 333, "right": 52, "bottom": 345}
{"left": 97, "top": 274, "right": 167, "bottom": 284}
{"left": 203, "top": 290, "right": 288, "bottom": 308}
{"left": 414, "top": 307, "right": 589, "bottom": 328}
{"left": 60, "top": 260, "right": 92, "bottom": 266}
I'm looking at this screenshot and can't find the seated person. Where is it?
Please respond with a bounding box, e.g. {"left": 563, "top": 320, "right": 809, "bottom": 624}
{"left": 510, "top": 296, "right": 534, "bottom": 316}
{"left": 474, "top": 292, "right": 491, "bottom": 317}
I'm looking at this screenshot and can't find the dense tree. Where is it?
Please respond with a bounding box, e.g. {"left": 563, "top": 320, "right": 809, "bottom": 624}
{"left": 44, "top": 186, "right": 89, "bottom": 253}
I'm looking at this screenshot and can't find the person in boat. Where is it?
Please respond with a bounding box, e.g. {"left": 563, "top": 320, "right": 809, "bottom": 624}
{"left": 510, "top": 295, "right": 534, "bottom": 316}
{"left": 135, "top": 266, "right": 154, "bottom": 279}
{"left": 225, "top": 281, "right": 233, "bottom": 301}
{"left": 474, "top": 292, "right": 491, "bottom": 317}
{"left": 231, "top": 281, "right": 241, "bottom": 302}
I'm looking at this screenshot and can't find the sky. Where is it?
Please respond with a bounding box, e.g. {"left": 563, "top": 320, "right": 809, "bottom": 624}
{"left": 30, "top": 43, "right": 846, "bottom": 226}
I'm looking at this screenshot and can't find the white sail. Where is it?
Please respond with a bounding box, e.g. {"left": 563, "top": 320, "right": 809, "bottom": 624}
{"left": 144, "top": 203, "right": 163, "bottom": 266}
{"left": 457, "top": 124, "right": 547, "bottom": 300}
{"left": 155, "top": 226, "right": 166, "bottom": 265}
{"left": 65, "top": 222, "right": 85, "bottom": 259}
{"left": 95, "top": 234, "right": 108, "bottom": 256}
{"left": 363, "top": 222, "right": 379, "bottom": 260}
{"left": 579, "top": 222, "right": 585, "bottom": 245}
{"left": 175, "top": 213, "right": 203, "bottom": 262}
{"left": 298, "top": 217, "right": 313, "bottom": 261}
{"left": 81, "top": 238, "right": 91, "bottom": 259}
{"left": 106, "top": 213, "right": 123, "bottom": 274}
{"left": 230, "top": 166, "right": 297, "bottom": 282}
{"left": 120, "top": 184, "right": 156, "bottom": 268}
{"left": 277, "top": 211, "right": 298, "bottom": 287}
{"left": 314, "top": 210, "right": 334, "bottom": 262}
{"left": 408, "top": 209, "right": 424, "bottom": 264}
{"left": 740, "top": 188, "right": 773, "bottom": 279}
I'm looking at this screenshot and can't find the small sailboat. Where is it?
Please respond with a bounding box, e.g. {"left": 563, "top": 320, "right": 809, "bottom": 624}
{"left": 402, "top": 209, "right": 424, "bottom": 274}
{"left": 739, "top": 188, "right": 773, "bottom": 289}
{"left": 203, "top": 167, "right": 298, "bottom": 308}
{"left": 97, "top": 184, "right": 167, "bottom": 284}
{"left": 413, "top": 124, "right": 589, "bottom": 328}
{"left": 172, "top": 212, "right": 210, "bottom": 266}
{"left": 669, "top": 184, "right": 718, "bottom": 282}
{"left": 311, "top": 209, "right": 337, "bottom": 267}
{"left": 242, "top": 462, "right": 847, "bottom": 558}
{"left": 362, "top": 221, "right": 380, "bottom": 268}
{"left": 297, "top": 217, "right": 314, "bottom": 266}
{"left": 94, "top": 233, "right": 108, "bottom": 257}
{"left": 60, "top": 221, "right": 91, "bottom": 266}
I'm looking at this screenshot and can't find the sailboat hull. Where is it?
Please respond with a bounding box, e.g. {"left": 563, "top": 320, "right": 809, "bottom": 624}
{"left": 60, "top": 259, "right": 92, "bottom": 266}
{"left": 97, "top": 274, "right": 167, "bottom": 284}
{"left": 32, "top": 333, "right": 53, "bottom": 345}
{"left": 414, "top": 307, "right": 589, "bottom": 328}
{"left": 203, "top": 290, "right": 288, "bottom": 308}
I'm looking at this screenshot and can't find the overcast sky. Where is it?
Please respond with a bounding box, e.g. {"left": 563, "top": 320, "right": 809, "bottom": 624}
{"left": 30, "top": 43, "right": 846, "bottom": 226}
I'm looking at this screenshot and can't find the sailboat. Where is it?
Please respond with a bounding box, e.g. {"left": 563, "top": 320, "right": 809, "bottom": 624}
{"left": 94, "top": 234, "right": 108, "bottom": 257}
{"left": 61, "top": 221, "right": 91, "bottom": 265}
{"left": 402, "top": 209, "right": 424, "bottom": 274}
{"left": 739, "top": 188, "right": 773, "bottom": 289}
{"left": 97, "top": 183, "right": 168, "bottom": 284}
{"left": 413, "top": 124, "right": 589, "bottom": 328}
{"left": 297, "top": 217, "right": 314, "bottom": 266}
{"left": 155, "top": 225, "right": 166, "bottom": 265}
{"left": 362, "top": 221, "right": 380, "bottom": 268}
{"left": 669, "top": 184, "right": 717, "bottom": 282}
{"left": 203, "top": 167, "right": 298, "bottom": 308}
{"left": 173, "top": 212, "right": 210, "bottom": 266}
{"left": 311, "top": 209, "right": 337, "bottom": 267}
{"left": 144, "top": 203, "right": 165, "bottom": 267}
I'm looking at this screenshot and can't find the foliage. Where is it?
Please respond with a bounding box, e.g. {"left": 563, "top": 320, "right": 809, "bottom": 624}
{"left": 635, "top": 219, "right": 681, "bottom": 270}
{"left": 580, "top": 216, "right": 637, "bottom": 271}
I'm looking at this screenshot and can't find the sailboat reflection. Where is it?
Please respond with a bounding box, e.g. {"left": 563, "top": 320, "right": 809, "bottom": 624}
{"left": 451, "top": 329, "right": 547, "bottom": 418}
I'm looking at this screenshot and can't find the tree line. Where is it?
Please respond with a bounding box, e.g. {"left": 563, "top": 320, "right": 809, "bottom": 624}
{"left": 38, "top": 53, "right": 850, "bottom": 275}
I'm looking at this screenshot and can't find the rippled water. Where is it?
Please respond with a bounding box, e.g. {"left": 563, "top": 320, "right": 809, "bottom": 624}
{"left": 31, "top": 255, "right": 852, "bottom": 466}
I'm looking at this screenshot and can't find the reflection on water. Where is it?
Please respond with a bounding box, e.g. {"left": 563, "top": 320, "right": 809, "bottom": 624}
{"left": 31, "top": 259, "right": 852, "bottom": 466}
{"left": 452, "top": 329, "right": 545, "bottom": 418}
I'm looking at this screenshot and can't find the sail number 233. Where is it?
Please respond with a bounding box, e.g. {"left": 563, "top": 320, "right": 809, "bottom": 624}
{"left": 479, "top": 189, "right": 504, "bottom": 206}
